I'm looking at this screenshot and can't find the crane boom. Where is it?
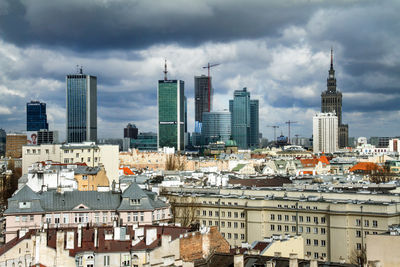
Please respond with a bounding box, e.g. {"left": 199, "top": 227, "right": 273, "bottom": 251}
{"left": 285, "top": 120, "right": 298, "bottom": 144}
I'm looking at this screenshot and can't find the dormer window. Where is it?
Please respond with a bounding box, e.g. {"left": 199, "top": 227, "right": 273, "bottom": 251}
{"left": 82, "top": 175, "right": 88, "bottom": 180}
{"left": 130, "top": 199, "right": 141, "bottom": 205}
{"left": 19, "top": 202, "right": 31, "bottom": 209}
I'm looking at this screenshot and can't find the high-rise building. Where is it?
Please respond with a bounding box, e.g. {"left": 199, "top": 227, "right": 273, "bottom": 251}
{"left": 313, "top": 112, "right": 338, "bottom": 153}
{"left": 27, "top": 101, "right": 48, "bottom": 131}
{"left": 6, "top": 133, "right": 27, "bottom": 158}
{"left": 321, "top": 49, "right": 348, "bottom": 148}
{"left": 37, "top": 129, "right": 58, "bottom": 144}
{"left": 229, "top": 88, "right": 259, "bottom": 149}
{"left": 201, "top": 111, "right": 231, "bottom": 145}
{"left": 66, "top": 70, "right": 97, "bottom": 143}
{"left": 158, "top": 80, "right": 185, "bottom": 152}
{"left": 0, "top": 128, "right": 6, "bottom": 157}
{"left": 124, "top": 123, "right": 138, "bottom": 139}
{"left": 194, "top": 75, "right": 213, "bottom": 133}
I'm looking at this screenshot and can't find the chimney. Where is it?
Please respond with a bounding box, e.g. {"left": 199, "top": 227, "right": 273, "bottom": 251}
{"left": 289, "top": 253, "right": 298, "bottom": 267}
{"left": 274, "top": 252, "right": 281, "bottom": 257}
{"left": 94, "top": 228, "right": 98, "bottom": 247}
{"left": 161, "top": 235, "right": 171, "bottom": 247}
{"left": 77, "top": 225, "right": 82, "bottom": 247}
{"left": 234, "top": 254, "right": 244, "bottom": 267}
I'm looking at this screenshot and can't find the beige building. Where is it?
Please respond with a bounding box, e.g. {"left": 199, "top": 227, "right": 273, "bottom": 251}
{"left": 162, "top": 186, "right": 400, "bottom": 264}
{"left": 6, "top": 134, "right": 27, "bottom": 158}
{"left": 22, "top": 142, "right": 119, "bottom": 184}
{"left": 366, "top": 228, "right": 400, "bottom": 267}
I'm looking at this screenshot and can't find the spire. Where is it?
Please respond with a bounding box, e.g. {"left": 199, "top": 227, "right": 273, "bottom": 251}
{"left": 163, "top": 59, "right": 168, "bottom": 81}
{"left": 330, "top": 47, "right": 333, "bottom": 70}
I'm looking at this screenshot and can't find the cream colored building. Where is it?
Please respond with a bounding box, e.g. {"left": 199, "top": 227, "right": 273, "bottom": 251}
{"left": 366, "top": 229, "right": 400, "bottom": 267}
{"left": 162, "top": 186, "right": 400, "bottom": 264}
{"left": 22, "top": 142, "right": 119, "bottom": 184}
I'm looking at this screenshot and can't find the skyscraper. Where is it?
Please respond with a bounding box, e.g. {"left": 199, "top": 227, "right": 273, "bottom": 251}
{"left": 194, "top": 75, "right": 213, "bottom": 133}
{"left": 313, "top": 112, "right": 338, "bottom": 153}
{"left": 27, "top": 101, "right": 48, "bottom": 131}
{"left": 158, "top": 79, "right": 185, "bottom": 152}
{"left": 66, "top": 69, "right": 97, "bottom": 143}
{"left": 229, "top": 87, "right": 259, "bottom": 149}
{"left": 202, "top": 111, "right": 231, "bottom": 145}
{"left": 321, "top": 49, "right": 349, "bottom": 148}
{"left": 124, "top": 123, "right": 138, "bottom": 139}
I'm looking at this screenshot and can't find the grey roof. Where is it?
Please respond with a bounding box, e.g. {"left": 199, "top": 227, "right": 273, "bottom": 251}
{"left": 74, "top": 166, "right": 101, "bottom": 175}
{"left": 4, "top": 183, "right": 169, "bottom": 215}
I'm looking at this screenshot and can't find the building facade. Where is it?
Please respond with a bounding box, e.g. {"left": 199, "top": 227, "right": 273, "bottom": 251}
{"left": 26, "top": 101, "right": 48, "bottom": 131}
{"left": 66, "top": 72, "right": 97, "bottom": 143}
{"left": 313, "top": 113, "right": 338, "bottom": 154}
{"left": 37, "top": 129, "right": 58, "bottom": 144}
{"left": 124, "top": 123, "right": 138, "bottom": 139}
{"left": 0, "top": 129, "right": 6, "bottom": 157}
{"left": 6, "top": 133, "right": 27, "bottom": 158}
{"left": 321, "top": 49, "right": 348, "bottom": 148}
{"left": 162, "top": 186, "right": 400, "bottom": 263}
{"left": 201, "top": 111, "right": 231, "bottom": 145}
{"left": 194, "top": 75, "right": 213, "bottom": 133}
{"left": 158, "top": 80, "right": 185, "bottom": 152}
{"left": 229, "top": 88, "right": 259, "bottom": 149}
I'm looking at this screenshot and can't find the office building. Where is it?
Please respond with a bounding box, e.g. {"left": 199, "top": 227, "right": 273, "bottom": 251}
{"left": 131, "top": 132, "right": 158, "bottom": 151}
{"left": 229, "top": 88, "right": 259, "bottom": 149}
{"left": 321, "top": 49, "right": 348, "bottom": 148}
{"left": 0, "top": 129, "right": 6, "bottom": 157}
{"left": 313, "top": 112, "right": 338, "bottom": 153}
{"left": 37, "top": 129, "right": 58, "bottom": 144}
{"left": 66, "top": 70, "right": 97, "bottom": 143}
{"left": 6, "top": 133, "right": 27, "bottom": 158}
{"left": 124, "top": 123, "right": 138, "bottom": 139}
{"left": 157, "top": 80, "right": 185, "bottom": 152}
{"left": 194, "top": 75, "right": 213, "bottom": 133}
{"left": 201, "top": 111, "right": 231, "bottom": 145}
{"left": 26, "top": 101, "right": 48, "bottom": 131}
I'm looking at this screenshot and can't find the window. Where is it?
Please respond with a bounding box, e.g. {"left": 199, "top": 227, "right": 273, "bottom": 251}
{"left": 270, "top": 214, "right": 275, "bottom": 220}
{"left": 221, "top": 222, "right": 225, "bottom": 227}
{"left": 365, "top": 231, "right": 369, "bottom": 236}
{"left": 234, "top": 212, "right": 238, "bottom": 218}
{"left": 82, "top": 175, "right": 87, "bottom": 180}
{"left": 241, "top": 234, "right": 245, "bottom": 240}
{"left": 277, "top": 225, "right": 282, "bottom": 231}
{"left": 314, "top": 239, "right": 318, "bottom": 246}
{"left": 241, "top": 212, "right": 245, "bottom": 218}
{"left": 277, "top": 215, "right": 282, "bottom": 221}
{"left": 321, "top": 228, "right": 326, "bottom": 235}
{"left": 228, "top": 212, "right": 232, "bottom": 218}
{"left": 270, "top": 225, "right": 275, "bottom": 231}
{"left": 209, "top": 211, "right": 213, "bottom": 217}
{"left": 356, "top": 243, "right": 362, "bottom": 250}
{"left": 46, "top": 215, "right": 51, "bottom": 224}
{"left": 209, "top": 221, "right": 212, "bottom": 226}
{"left": 306, "top": 251, "right": 311, "bottom": 256}
{"left": 292, "top": 215, "right": 296, "bottom": 222}
{"left": 306, "top": 239, "right": 311, "bottom": 245}
{"left": 87, "top": 157, "right": 91, "bottom": 162}
{"left": 63, "top": 214, "right": 69, "bottom": 224}
{"left": 356, "top": 219, "right": 361, "bottom": 226}
{"left": 314, "top": 227, "right": 318, "bottom": 234}
{"left": 203, "top": 210, "right": 206, "bottom": 216}
{"left": 292, "top": 226, "right": 296, "bottom": 232}
{"left": 314, "top": 217, "right": 318, "bottom": 224}
{"left": 202, "top": 220, "right": 206, "bottom": 226}
{"left": 373, "top": 220, "right": 378, "bottom": 227}
{"left": 228, "top": 222, "right": 232, "bottom": 228}
{"left": 356, "top": 230, "right": 362, "bottom": 238}
{"left": 234, "top": 233, "right": 238, "bottom": 239}
{"left": 299, "top": 216, "right": 303, "bottom": 222}
{"left": 30, "top": 215, "right": 34, "bottom": 221}
{"left": 215, "top": 211, "right": 219, "bottom": 217}
{"left": 298, "top": 226, "right": 303, "bottom": 233}
{"left": 228, "top": 233, "right": 232, "bottom": 239}
{"left": 306, "top": 227, "right": 311, "bottom": 233}
{"left": 221, "top": 233, "right": 225, "bottom": 237}
{"left": 314, "top": 252, "right": 319, "bottom": 259}
{"left": 284, "top": 215, "right": 289, "bottom": 221}
{"left": 241, "top": 222, "right": 245, "bottom": 228}
{"left": 76, "top": 153, "right": 79, "bottom": 158}
{"left": 321, "top": 217, "right": 326, "bottom": 224}
{"left": 215, "top": 221, "right": 219, "bottom": 226}
{"left": 234, "top": 222, "right": 238, "bottom": 228}
{"left": 373, "top": 232, "right": 378, "bottom": 235}
{"left": 103, "top": 213, "right": 108, "bottom": 223}
{"left": 221, "top": 211, "right": 225, "bottom": 217}
{"left": 22, "top": 216, "right": 27, "bottom": 222}
{"left": 364, "top": 220, "right": 369, "bottom": 227}
{"left": 321, "top": 240, "right": 326, "bottom": 247}
{"left": 306, "top": 216, "right": 311, "bottom": 222}
{"left": 54, "top": 215, "right": 60, "bottom": 224}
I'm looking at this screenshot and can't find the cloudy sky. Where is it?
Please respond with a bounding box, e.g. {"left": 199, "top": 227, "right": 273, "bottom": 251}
{"left": 0, "top": 0, "right": 399, "bottom": 141}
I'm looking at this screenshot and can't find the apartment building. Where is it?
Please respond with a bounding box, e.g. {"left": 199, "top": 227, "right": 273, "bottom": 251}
{"left": 162, "top": 186, "right": 400, "bottom": 263}
{"left": 22, "top": 142, "right": 119, "bottom": 183}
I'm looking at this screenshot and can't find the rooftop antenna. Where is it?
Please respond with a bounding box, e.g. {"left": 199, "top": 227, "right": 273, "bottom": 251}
{"left": 330, "top": 47, "right": 333, "bottom": 69}
{"left": 163, "top": 59, "right": 168, "bottom": 81}
{"left": 80, "top": 65, "right": 83, "bottom": 74}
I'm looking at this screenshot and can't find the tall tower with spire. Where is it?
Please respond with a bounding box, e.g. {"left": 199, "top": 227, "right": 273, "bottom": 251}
{"left": 321, "top": 49, "right": 348, "bottom": 148}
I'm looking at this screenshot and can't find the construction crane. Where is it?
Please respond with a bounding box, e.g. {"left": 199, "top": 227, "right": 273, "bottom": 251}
{"left": 285, "top": 120, "right": 298, "bottom": 144}
{"left": 202, "top": 63, "right": 220, "bottom": 112}
{"left": 267, "top": 125, "right": 279, "bottom": 143}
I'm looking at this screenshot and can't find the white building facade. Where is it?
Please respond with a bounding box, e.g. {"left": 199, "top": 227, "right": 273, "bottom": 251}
{"left": 313, "top": 113, "right": 338, "bottom": 154}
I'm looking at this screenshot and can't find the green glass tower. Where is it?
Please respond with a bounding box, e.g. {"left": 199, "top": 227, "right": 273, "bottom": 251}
{"left": 157, "top": 80, "right": 185, "bottom": 152}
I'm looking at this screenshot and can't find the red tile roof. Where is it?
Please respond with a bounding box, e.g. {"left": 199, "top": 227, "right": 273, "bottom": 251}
{"left": 120, "top": 167, "right": 135, "bottom": 175}
{"left": 349, "top": 162, "right": 383, "bottom": 173}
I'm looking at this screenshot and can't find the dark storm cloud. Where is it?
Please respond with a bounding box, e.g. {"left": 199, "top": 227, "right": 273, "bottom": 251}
{"left": 0, "top": 0, "right": 347, "bottom": 51}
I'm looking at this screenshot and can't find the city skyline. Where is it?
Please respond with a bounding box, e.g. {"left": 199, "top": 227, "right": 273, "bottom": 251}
{"left": 0, "top": 1, "right": 400, "bottom": 140}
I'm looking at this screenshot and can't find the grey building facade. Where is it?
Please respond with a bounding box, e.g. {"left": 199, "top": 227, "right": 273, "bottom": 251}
{"left": 66, "top": 72, "right": 97, "bottom": 143}
{"left": 229, "top": 88, "right": 259, "bottom": 149}
{"left": 201, "top": 111, "right": 231, "bottom": 145}
{"left": 321, "top": 50, "right": 348, "bottom": 148}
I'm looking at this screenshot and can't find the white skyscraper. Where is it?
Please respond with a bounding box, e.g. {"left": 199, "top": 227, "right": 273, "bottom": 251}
{"left": 313, "top": 112, "right": 338, "bottom": 153}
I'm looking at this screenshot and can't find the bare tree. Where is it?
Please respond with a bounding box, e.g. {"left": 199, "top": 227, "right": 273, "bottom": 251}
{"left": 349, "top": 247, "right": 366, "bottom": 266}
{"left": 169, "top": 196, "right": 199, "bottom": 227}
{"left": 369, "top": 165, "right": 396, "bottom": 184}
{"left": 165, "top": 154, "right": 186, "bottom": 171}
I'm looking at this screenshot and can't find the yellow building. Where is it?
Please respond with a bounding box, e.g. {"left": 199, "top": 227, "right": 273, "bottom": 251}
{"left": 74, "top": 166, "right": 109, "bottom": 191}
{"left": 162, "top": 186, "right": 400, "bottom": 264}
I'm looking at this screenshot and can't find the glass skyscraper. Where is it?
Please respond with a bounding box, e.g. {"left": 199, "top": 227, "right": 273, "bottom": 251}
{"left": 229, "top": 87, "right": 259, "bottom": 149}
{"left": 194, "top": 75, "right": 213, "bottom": 133}
{"left": 66, "top": 72, "right": 97, "bottom": 143}
{"left": 158, "top": 80, "right": 185, "bottom": 152}
{"left": 27, "top": 101, "right": 48, "bottom": 131}
{"left": 201, "top": 111, "right": 231, "bottom": 145}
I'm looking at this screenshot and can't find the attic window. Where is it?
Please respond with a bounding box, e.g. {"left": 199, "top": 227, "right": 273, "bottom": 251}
{"left": 19, "top": 202, "right": 31, "bottom": 209}
{"left": 79, "top": 205, "right": 85, "bottom": 209}
{"left": 130, "top": 199, "right": 141, "bottom": 205}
